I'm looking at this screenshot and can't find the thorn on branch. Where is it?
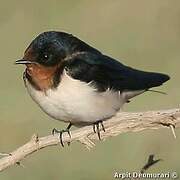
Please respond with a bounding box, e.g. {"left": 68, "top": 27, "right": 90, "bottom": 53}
{"left": 154, "top": 114, "right": 177, "bottom": 139}
{"left": 16, "top": 161, "right": 25, "bottom": 168}
{"left": 0, "top": 152, "right": 12, "bottom": 157}
{"left": 170, "top": 125, "right": 177, "bottom": 139}
{"left": 31, "top": 134, "right": 39, "bottom": 143}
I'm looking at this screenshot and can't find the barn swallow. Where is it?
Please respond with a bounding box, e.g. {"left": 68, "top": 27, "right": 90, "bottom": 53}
{"left": 16, "top": 31, "right": 170, "bottom": 146}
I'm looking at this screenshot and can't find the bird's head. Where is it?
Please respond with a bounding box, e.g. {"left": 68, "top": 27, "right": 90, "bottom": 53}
{"left": 16, "top": 31, "right": 68, "bottom": 67}
{"left": 15, "top": 31, "right": 100, "bottom": 90}
{"left": 15, "top": 31, "right": 77, "bottom": 90}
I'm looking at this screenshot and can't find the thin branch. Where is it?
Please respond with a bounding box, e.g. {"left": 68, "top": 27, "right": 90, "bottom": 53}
{"left": 0, "top": 108, "right": 180, "bottom": 172}
{"left": 140, "top": 154, "right": 162, "bottom": 173}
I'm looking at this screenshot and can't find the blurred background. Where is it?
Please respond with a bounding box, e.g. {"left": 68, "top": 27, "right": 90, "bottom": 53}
{"left": 0, "top": 0, "right": 180, "bottom": 179}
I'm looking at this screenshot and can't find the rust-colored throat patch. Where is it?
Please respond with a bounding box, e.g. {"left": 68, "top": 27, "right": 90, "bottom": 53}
{"left": 25, "top": 63, "right": 61, "bottom": 91}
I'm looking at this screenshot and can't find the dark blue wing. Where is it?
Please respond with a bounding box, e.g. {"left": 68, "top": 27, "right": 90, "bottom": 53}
{"left": 66, "top": 52, "right": 170, "bottom": 92}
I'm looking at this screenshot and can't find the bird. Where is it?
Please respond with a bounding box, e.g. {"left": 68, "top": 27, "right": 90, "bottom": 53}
{"left": 16, "top": 31, "right": 170, "bottom": 146}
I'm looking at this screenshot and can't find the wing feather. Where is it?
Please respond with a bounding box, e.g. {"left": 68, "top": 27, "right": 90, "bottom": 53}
{"left": 65, "top": 52, "right": 170, "bottom": 92}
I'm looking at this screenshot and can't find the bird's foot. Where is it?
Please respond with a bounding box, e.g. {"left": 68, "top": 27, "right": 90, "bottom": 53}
{"left": 52, "top": 123, "right": 72, "bottom": 147}
{"left": 93, "top": 120, "right": 105, "bottom": 140}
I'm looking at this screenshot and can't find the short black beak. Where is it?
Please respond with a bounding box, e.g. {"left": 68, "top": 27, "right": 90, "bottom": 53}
{"left": 15, "top": 59, "right": 34, "bottom": 65}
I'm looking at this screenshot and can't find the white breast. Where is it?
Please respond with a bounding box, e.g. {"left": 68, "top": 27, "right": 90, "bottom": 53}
{"left": 25, "top": 71, "right": 141, "bottom": 125}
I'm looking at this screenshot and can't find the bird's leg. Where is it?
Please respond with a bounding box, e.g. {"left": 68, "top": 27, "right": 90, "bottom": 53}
{"left": 52, "top": 123, "right": 72, "bottom": 147}
{"left": 93, "top": 120, "right": 105, "bottom": 140}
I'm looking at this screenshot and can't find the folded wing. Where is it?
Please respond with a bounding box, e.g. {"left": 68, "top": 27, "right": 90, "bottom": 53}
{"left": 65, "top": 52, "right": 170, "bottom": 92}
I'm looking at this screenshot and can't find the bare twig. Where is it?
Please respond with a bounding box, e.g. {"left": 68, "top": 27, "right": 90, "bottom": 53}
{"left": 141, "top": 154, "right": 162, "bottom": 173}
{"left": 0, "top": 108, "right": 180, "bottom": 172}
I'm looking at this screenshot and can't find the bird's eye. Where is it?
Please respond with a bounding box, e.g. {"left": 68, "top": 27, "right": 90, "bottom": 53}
{"left": 43, "top": 53, "right": 49, "bottom": 60}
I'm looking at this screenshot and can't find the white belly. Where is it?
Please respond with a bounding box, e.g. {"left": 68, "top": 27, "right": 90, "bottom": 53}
{"left": 25, "top": 71, "right": 139, "bottom": 125}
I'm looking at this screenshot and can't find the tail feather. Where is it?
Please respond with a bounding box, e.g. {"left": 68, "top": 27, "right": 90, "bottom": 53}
{"left": 122, "top": 66, "right": 170, "bottom": 90}
{"left": 140, "top": 72, "right": 170, "bottom": 89}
